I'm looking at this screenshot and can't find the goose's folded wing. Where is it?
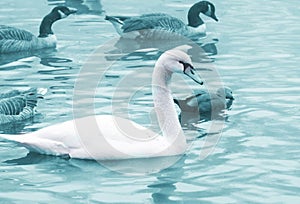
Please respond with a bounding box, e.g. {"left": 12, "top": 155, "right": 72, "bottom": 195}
{"left": 0, "top": 97, "right": 27, "bottom": 115}
{"left": 0, "top": 106, "right": 34, "bottom": 124}
{"left": 0, "top": 25, "right": 34, "bottom": 41}
{"left": 122, "top": 14, "right": 185, "bottom": 33}
{"left": 0, "top": 90, "right": 22, "bottom": 99}
{"left": 122, "top": 18, "right": 155, "bottom": 33}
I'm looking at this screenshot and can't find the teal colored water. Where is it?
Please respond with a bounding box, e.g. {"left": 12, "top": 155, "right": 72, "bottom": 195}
{"left": 0, "top": 0, "right": 299, "bottom": 203}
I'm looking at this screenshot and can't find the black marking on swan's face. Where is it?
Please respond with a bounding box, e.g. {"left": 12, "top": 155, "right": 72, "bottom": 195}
{"left": 179, "top": 61, "right": 195, "bottom": 73}
{"left": 179, "top": 61, "right": 203, "bottom": 85}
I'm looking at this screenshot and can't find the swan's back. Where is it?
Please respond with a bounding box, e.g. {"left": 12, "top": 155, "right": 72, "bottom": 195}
{"left": 0, "top": 115, "right": 183, "bottom": 160}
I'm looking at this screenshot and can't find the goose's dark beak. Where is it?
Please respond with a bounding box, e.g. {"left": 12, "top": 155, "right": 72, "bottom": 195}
{"left": 68, "top": 8, "right": 77, "bottom": 15}
{"left": 211, "top": 14, "right": 218, "bottom": 22}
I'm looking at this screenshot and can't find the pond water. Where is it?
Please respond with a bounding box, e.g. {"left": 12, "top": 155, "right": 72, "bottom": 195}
{"left": 0, "top": 0, "right": 299, "bottom": 203}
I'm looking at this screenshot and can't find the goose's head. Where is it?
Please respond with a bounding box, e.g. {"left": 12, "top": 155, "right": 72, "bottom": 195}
{"left": 202, "top": 1, "right": 218, "bottom": 21}
{"left": 50, "top": 6, "right": 77, "bottom": 20}
{"left": 38, "top": 6, "right": 77, "bottom": 37}
{"left": 157, "top": 49, "right": 204, "bottom": 85}
{"left": 216, "top": 87, "right": 234, "bottom": 100}
{"left": 188, "top": 1, "right": 218, "bottom": 27}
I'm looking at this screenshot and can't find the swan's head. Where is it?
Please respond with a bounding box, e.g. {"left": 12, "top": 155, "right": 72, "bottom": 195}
{"left": 157, "top": 49, "right": 204, "bottom": 85}
{"left": 216, "top": 87, "right": 234, "bottom": 100}
{"left": 51, "top": 6, "right": 77, "bottom": 19}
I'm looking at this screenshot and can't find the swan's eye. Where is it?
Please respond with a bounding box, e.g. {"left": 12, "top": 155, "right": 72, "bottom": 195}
{"left": 179, "top": 61, "right": 194, "bottom": 74}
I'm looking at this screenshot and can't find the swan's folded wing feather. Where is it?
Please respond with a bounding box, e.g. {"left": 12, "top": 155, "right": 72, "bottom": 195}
{"left": 0, "top": 134, "right": 70, "bottom": 156}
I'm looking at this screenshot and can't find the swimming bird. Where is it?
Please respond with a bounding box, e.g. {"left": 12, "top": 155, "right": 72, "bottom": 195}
{"left": 105, "top": 1, "right": 218, "bottom": 40}
{"left": 0, "top": 49, "right": 203, "bottom": 160}
{"left": 0, "top": 6, "right": 76, "bottom": 54}
{"left": 0, "top": 88, "right": 47, "bottom": 125}
{"left": 174, "top": 87, "right": 234, "bottom": 114}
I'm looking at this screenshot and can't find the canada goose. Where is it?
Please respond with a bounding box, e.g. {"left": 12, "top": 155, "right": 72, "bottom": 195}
{"left": 0, "top": 6, "right": 76, "bottom": 53}
{"left": 105, "top": 1, "right": 218, "bottom": 40}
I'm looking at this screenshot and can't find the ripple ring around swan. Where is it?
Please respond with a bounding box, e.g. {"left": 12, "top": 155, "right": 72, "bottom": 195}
{"left": 73, "top": 30, "right": 225, "bottom": 174}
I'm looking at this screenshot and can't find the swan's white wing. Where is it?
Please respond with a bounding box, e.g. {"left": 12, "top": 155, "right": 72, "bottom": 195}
{"left": 0, "top": 115, "right": 173, "bottom": 160}
{"left": 0, "top": 134, "right": 70, "bottom": 156}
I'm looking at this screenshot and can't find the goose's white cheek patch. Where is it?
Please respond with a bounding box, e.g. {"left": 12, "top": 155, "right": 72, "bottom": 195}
{"left": 58, "top": 10, "right": 67, "bottom": 19}
{"left": 205, "top": 4, "right": 212, "bottom": 16}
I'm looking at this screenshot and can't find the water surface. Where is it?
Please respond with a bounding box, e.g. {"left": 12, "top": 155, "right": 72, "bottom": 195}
{"left": 0, "top": 0, "right": 299, "bottom": 203}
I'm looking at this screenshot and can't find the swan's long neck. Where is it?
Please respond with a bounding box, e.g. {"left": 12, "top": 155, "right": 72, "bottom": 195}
{"left": 152, "top": 64, "right": 186, "bottom": 147}
{"left": 38, "top": 12, "right": 60, "bottom": 37}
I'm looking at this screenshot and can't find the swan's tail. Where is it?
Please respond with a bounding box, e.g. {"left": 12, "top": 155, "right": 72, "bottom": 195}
{"left": 0, "top": 133, "right": 70, "bottom": 157}
{"left": 0, "top": 133, "right": 27, "bottom": 143}
{"left": 0, "top": 133, "right": 39, "bottom": 154}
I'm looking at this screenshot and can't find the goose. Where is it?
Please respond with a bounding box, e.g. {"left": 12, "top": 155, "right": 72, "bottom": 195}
{"left": 0, "top": 6, "right": 76, "bottom": 54}
{"left": 174, "top": 87, "right": 234, "bottom": 113}
{"left": 0, "top": 49, "right": 203, "bottom": 160}
{"left": 0, "top": 88, "right": 47, "bottom": 125}
{"left": 105, "top": 1, "right": 218, "bottom": 40}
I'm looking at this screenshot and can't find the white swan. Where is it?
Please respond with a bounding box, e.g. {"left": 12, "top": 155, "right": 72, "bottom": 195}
{"left": 105, "top": 1, "right": 218, "bottom": 40}
{"left": 0, "top": 49, "right": 203, "bottom": 160}
{"left": 0, "top": 6, "right": 76, "bottom": 54}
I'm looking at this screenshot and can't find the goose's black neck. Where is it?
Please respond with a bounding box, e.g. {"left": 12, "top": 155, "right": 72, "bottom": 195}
{"left": 187, "top": 2, "right": 205, "bottom": 27}
{"left": 38, "top": 12, "right": 60, "bottom": 38}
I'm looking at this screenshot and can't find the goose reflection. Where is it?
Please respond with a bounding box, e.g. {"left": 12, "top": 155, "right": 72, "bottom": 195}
{"left": 106, "top": 37, "right": 218, "bottom": 62}
{"left": 0, "top": 48, "right": 56, "bottom": 67}
{"left": 40, "top": 56, "right": 73, "bottom": 68}
{"left": 48, "top": 0, "right": 103, "bottom": 15}
{"left": 0, "top": 49, "right": 74, "bottom": 73}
